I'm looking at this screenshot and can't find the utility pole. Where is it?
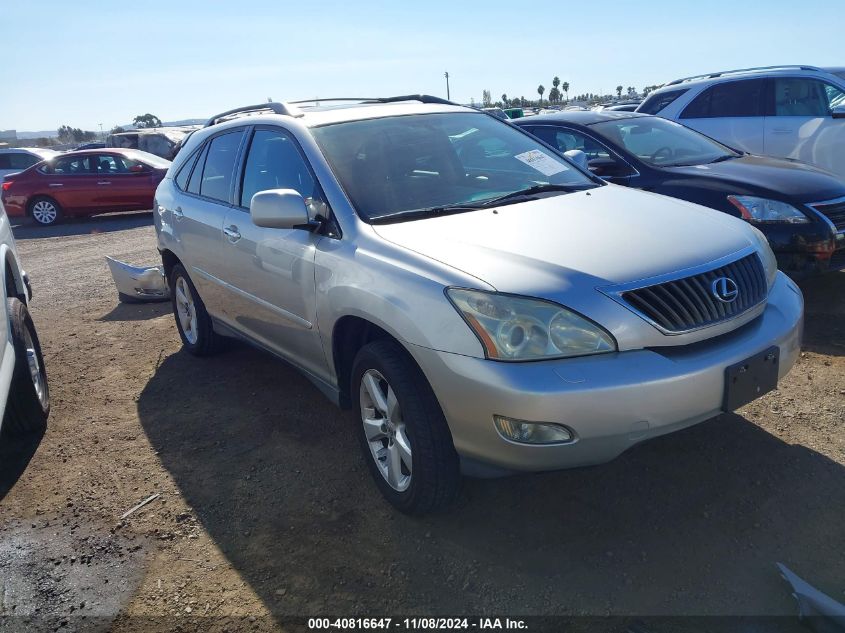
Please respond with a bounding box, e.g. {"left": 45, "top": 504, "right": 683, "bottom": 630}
{"left": 444, "top": 71, "right": 450, "bottom": 100}
{"left": 99, "top": 123, "right": 103, "bottom": 140}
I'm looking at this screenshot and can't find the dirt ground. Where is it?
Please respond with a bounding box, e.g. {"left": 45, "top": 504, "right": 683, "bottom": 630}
{"left": 1, "top": 212, "right": 843, "bottom": 633}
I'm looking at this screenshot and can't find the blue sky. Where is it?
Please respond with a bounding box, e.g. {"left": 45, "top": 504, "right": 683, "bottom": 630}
{"left": 2, "top": 0, "right": 840, "bottom": 131}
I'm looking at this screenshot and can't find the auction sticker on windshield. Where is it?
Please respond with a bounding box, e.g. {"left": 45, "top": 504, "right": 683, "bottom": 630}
{"left": 514, "top": 149, "right": 568, "bottom": 176}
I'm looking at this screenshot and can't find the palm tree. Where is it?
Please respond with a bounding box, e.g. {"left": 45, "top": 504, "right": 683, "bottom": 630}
{"left": 616, "top": 85, "right": 623, "bottom": 98}
{"left": 552, "top": 76, "right": 560, "bottom": 103}
{"left": 562, "top": 82, "right": 569, "bottom": 102}
{"left": 537, "top": 84, "right": 545, "bottom": 106}
{"left": 501, "top": 93, "right": 508, "bottom": 106}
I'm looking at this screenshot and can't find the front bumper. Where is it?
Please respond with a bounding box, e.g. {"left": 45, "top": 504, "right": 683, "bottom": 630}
{"left": 412, "top": 272, "right": 803, "bottom": 474}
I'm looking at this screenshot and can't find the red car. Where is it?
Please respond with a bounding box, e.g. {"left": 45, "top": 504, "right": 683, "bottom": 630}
{"left": 1, "top": 149, "right": 171, "bottom": 225}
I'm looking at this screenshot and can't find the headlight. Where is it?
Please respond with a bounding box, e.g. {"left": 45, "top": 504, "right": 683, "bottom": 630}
{"left": 728, "top": 195, "right": 809, "bottom": 224}
{"left": 748, "top": 226, "right": 778, "bottom": 290}
{"left": 446, "top": 288, "right": 616, "bottom": 361}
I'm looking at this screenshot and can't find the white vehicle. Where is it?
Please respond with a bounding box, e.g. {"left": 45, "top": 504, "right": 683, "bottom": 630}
{"left": 637, "top": 65, "right": 845, "bottom": 179}
{"left": 0, "top": 206, "right": 49, "bottom": 436}
{"left": 0, "top": 148, "right": 59, "bottom": 181}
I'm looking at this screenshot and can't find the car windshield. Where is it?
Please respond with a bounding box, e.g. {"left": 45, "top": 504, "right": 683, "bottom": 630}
{"left": 312, "top": 112, "right": 598, "bottom": 222}
{"left": 590, "top": 116, "right": 739, "bottom": 167}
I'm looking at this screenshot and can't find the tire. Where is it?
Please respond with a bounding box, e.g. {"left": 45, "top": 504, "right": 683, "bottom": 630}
{"left": 28, "top": 196, "right": 62, "bottom": 226}
{"left": 169, "top": 263, "right": 220, "bottom": 356}
{"left": 3, "top": 298, "right": 49, "bottom": 435}
{"left": 352, "top": 339, "right": 461, "bottom": 514}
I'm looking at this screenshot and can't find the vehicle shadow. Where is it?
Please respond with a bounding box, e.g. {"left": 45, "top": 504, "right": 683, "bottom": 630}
{"left": 0, "top": 426, "right": 45, "bottom": 502}
{"left": 10, "top": 211, "right": 153, "bottom": 240}
{"left": 137, "top": 344, "right": 845, "bottom": 620}
{"left": 98, "top": 301, "right": 170, "bottom": 323}
{"left": 798, "top": 270, "right": 845, "bottom": 356}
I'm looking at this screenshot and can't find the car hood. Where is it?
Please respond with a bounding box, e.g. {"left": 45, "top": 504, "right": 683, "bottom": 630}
{"left": 663, "top": 155, "right": 845, "bottom": 202}
{"left": 372, "top": 184, "right": 756, "bottom": 297}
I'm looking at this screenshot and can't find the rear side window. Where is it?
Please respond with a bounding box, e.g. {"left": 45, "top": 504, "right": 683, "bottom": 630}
{"left": 174, "top": 149, "right": 200, "bottom": 191}
{"left": 681, "top": 79, "right": 765, "bottom": 118}
{"left": 637, "top": 88, "right": 688, "bottom": 115}
{"left": 186, "top": 144, "right": 209, "bottom": 195}
{"left": 8, "top": 153, "right": 40, "bottom": 170}
{"left": 199, "top": 131, "right": 243, "bottom": 202}
{"left": 49, "top": 156, "right": 95, "bottom": 174}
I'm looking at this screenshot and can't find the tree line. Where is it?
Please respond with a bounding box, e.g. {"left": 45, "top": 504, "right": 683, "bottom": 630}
{"left": 481, "top": 77, "right": 663, "bottom": 109}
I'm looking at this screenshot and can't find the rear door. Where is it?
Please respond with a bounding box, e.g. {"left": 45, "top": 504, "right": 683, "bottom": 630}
{"left": 174, "top": 129, "right": 246, "bottom": 316}
{"left": 220, "top": 126, "right": 328, "bottom": 377}
{"left": 39, "top": 155, "right": 100, "bottom": 212}
{"left": 763, "top": 76, "right": 845, "bottom": 178}
{"left": 678, "top": 79, "right": 767, "bottom": 154}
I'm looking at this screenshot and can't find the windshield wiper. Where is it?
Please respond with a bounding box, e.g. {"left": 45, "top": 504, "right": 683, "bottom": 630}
{"left": 470, "top": 183, "right": 589, "bottom": 207}
{"left": 708, "top": 154, "right": 738, "bottom": 164}
{"left": 369, "top": 184, "right": 591, "bottom": 224}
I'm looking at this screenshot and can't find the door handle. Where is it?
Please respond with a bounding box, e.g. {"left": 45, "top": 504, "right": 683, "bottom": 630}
{"left": 223, "top": 225, "right": 241, "bottom": 242}
{"left": 172, "top": 206, "right": 184, "bottom": 219}
{"left": 97, "top": 181, "right": 111, "bottom": 185}
{"left": 48, "top": 183, "right": 63, "bottom": 187}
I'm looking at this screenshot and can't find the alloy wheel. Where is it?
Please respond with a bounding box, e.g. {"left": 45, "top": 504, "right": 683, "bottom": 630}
{"left": 31, "top": 200, "right": 57, "bottom": 225}
{"left": 175, "top": 276, "right": 198, "bottom": 345}
{"left": 359, "top": 369, "right": 412, "bottom": 492}
{"left": 23, "top": 325, "right": 47, "bottom": 408}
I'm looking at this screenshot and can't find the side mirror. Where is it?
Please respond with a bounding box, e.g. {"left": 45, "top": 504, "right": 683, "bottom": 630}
{"left": 563, "top": 149, "right": 589, "bottom": 171}
{"left": 250, "top": 189, "right": 310, "bottom": 230}
{"left": 832, "top": 105, "right": 845, "bottom": 119}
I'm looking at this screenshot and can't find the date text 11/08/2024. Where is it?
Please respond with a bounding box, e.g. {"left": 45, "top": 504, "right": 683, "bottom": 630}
{"left": 307, "top": 618, "right": 528, "bottom": 630}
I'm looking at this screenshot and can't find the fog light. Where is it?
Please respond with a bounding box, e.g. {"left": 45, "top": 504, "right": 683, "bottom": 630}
{"left": 493, "top": 415, "right": 573, "bottom": 444}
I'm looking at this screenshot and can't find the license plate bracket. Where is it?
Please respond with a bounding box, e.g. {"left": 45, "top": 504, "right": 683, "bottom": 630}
{"left": 723, "top": 346, "right": 780, "bottom": 411}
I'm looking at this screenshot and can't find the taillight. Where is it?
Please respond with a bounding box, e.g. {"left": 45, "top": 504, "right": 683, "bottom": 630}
{"left": 1, "top": 181, "right": 12, "bottom": 192}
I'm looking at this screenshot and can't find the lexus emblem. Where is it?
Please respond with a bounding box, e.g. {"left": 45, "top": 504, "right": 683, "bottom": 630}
{"left": 711, "top": 277, "right": 739, "bottom": 303}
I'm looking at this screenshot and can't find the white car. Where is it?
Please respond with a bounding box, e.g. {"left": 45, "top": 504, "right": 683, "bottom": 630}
{"left": 0, "top": 206, "right": 49, "bottom": 436}
{"left": 637, "top": 65, "right": 845, "bottom": 179}
{"left": 0, "top": 148, "right": 58, "bottom": 182}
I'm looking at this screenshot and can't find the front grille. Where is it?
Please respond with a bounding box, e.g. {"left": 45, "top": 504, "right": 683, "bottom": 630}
{"left": 811, "top": 198, "right": 845, "bottom": 232}
{"left": 620, "top": 253, "right": 767, "bottom": 333}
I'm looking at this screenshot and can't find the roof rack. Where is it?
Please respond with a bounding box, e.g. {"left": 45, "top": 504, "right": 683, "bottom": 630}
{"left": 289, "top": 94, "right": 457, "bottom": 107}
{"left": 666, "top": 65, "right": 826, "bottom": 86}
{"left": 205, "top": 102, "right": 303, "bottom": 127}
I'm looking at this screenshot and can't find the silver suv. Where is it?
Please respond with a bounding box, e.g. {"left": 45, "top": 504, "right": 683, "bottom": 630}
{"left": 153, "top": 96, "right": 803, "bottom": 513}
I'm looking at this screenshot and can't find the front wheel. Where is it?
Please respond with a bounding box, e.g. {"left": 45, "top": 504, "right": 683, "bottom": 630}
{"left": 3, "top": 298, "right": 50, "bottom": 435}
{"left": 352, "top": 339, "right": 461, "bottom": 514}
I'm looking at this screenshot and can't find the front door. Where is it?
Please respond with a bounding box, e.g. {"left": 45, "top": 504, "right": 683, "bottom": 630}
{"left": 763, "top": 76, "right": 845, "bottom": 179}
{"left": 221, "top": 126, "right": 328, "bottom": 378}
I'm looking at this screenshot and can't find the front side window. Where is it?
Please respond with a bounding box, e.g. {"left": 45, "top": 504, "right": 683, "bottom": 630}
{"left": 681, "top": 79, "right": 765, "bottom": 118}
{"left": 590, "top": 116, "right": 738, "bottom": 167}
{"left": 773, "top": 78, "right": 844, "bottom": 116}
{"left": 197, "top": 131, "right": 244, "bottom": 203}
{"left": 637, "top": 88, "right": 688, "bottom": 115}
{"left": 240, "top": 129, "right": 317, "bottom": 207}
{"left": 312, "top": 112, "right": 597, "bottom": 222}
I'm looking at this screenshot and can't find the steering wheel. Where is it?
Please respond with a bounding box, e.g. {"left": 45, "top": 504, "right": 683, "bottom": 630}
{"left": 650, "top": 146, "right": 674, "bottom": 163}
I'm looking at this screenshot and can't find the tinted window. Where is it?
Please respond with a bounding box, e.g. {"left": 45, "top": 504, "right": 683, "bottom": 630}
{"left": 681, "top": 80, "right": 765, "bottom": 118}
{"left": 175, "top": 149, "right": 200, "bottom": 191}
{"left": 0, "top": 155, "right": 10, "bottom": 169}
{"left": 591, "top": 117, "right": 737, "bottom": 167}
{"left": 773, "top": 78, "right": 839, "bottom": 116}
{"left": 199, "top": 131, "right": 243, "bottom": 202}
{"left": 49, "top": 156, "right": 95, "bottom": 174}
{"left": 528, "top": 126, "right": 612, "bottom": 160}
{"left": 824, "top": 82, "right": 845, "bottom": 109}
{"left": 312, "top": 112, "right": 596, "bottom": 222}
{"left": 8, "top": 153, "right": 40, "bottom": 170}
{"left": 187, "top": 144, "right": 209, "bottom": 195}
{"left": 637, "top": 88, "right": 688, "bottom": 115}
{"left": 94, "top": 154, "right": 131, "bottom": 173}
{"left": 240, "top": 129, "right": 317, "bottom": 207}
